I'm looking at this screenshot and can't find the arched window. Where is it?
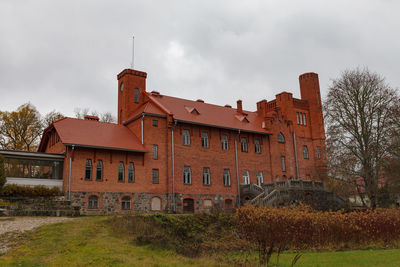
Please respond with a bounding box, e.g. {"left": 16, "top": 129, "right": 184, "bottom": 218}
{"left": 277, "top": 133, "right": 285, "bottom": 143}
{"left": 85, "top": 159, "right": 92, "bottom": 180}
{"left": 151, "top": 197, "right": 161, "bottom": 211}
{"left": 241, "top": 138, "right": 248, "bottom": 152}
{"left": 257, "top": 171, "right": 263, "bottom": 186}
{"left": 182, "top": 130, "right": 190, "bottom": 145}
{"left": 223, "top": 169, "right": 231, "bottom": 186}
{"left": 243, "top": 170, "right": 250, "bottom": 184}
{"left": 221, "top": 135, "right": 229, "bottom": 150}
{"left": 183, "top": 166, "right": 191, "bottom": 184}
{"left": 128, "top": 162, "right": 135, "bottom": 182}
{"left": 96, "top": 160, "right": 103, "bottom": 181}
{"left": 254, "top": 139, "right": 261, "bottom": 153}
{"left": 121, "top": 196, "right": 131, "bottom": 210}
{"left": 88, "top": 195, "right": 99, "bottom": 210}
{"left": 134, "top": 88, "right": 139, "bottom": 103}
{"left": 118, "top": 162, "right": 124, "bottom": 182}
{"left": 303, "top": 145, "right": 309, "bottom": 159}
{"left": 120, "top": 82, "right": 124, "bottom": 93}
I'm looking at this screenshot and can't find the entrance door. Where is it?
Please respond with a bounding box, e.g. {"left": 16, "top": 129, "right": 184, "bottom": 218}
{"left": 183, "top": 198, "right": 194, "bottom": 213}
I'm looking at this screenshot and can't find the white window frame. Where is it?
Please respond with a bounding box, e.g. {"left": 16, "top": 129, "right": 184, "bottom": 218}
{"left": 303, "top": 145, "right": 309, "bottom": 159}
{"left": 183, "top": 166, "right": 191, "bottom": 184}
{"left": 201, "top": 132, "right": 209, "bottom": 148}
{"left": 182, "top": 130, "right": 190, "bottom": 145}
{"left": 223, "top": 169, "right": 231, "bottom": 186}
{"left": 243, "top": 170, "right": 250, "bottom": 185}
{"left": 221, "top": 135, "right": 229, "bottom": 150}
{"left": 257, "top": 171, "right": 263, "bottom": 186}
{"left": 241, "top": 138, "right": 248, "bottom": 152}
{"left": 303, "top": 113, "right": 306, "bottom": 126}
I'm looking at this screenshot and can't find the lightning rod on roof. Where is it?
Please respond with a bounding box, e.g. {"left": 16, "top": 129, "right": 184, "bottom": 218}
{"left": 131, "top": 36, "right": 135, "bottom": 69}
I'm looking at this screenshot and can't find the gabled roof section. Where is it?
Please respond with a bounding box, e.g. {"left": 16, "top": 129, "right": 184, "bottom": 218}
{"left": 39, "top": 117, "right": 147, "bottom": 153}
{"left": 124, "top": 101, "right": 167, "bottom": 125}
{"left": 147, "top": 94, "right": 270, "bottom": 134}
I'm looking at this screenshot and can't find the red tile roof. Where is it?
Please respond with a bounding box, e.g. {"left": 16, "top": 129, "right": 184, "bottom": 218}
{"left": 146, "top": 93, "right": 270, "bottom": 134}
{"left": 40, "top": 117, "right": 147, "bottom": 152}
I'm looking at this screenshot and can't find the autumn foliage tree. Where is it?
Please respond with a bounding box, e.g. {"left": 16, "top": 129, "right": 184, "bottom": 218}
{"left": 0, "top": 103, "right": 43, "bottom": 151}
{"left": 324, "top": 68, "right": 400, "bottom": 209}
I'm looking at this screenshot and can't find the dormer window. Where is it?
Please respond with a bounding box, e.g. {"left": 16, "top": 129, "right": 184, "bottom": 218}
{"left": 277, "top": 132, "right": 285, "bottom": 143}
{"left": 185, "top": 106, "right": 200, "bottom": 115}
{"left": 235, "top": 114, "right": 249, "bottom": 123}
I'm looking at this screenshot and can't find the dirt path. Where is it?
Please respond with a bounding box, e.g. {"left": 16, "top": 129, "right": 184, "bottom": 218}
{"left": 0, "top": 217, "right": 73, "bottom": 254}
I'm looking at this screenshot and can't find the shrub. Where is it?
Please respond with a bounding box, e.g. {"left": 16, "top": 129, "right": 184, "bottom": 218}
{"left": 0, "top": 154, "right": 5, "bottom": 191}
{"left": 0, "top": 184, "right": 62, "bottom": 197}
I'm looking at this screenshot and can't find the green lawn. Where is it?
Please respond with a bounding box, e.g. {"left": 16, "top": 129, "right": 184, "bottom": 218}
{"left": 1, "top": 216, "right": 400, "bottom": 267}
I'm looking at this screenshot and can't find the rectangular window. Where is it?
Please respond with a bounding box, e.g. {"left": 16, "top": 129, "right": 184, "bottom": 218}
{"left": 152, "top": 120, "right": 158, "bottom": 127}
{"left": 96, "top": 160, "right": 103, "bottom": 181}
{"left": 182, "top": 130, "right": 190, "bottom": 145}
{"left": 153, "top": 145, "right": 158, "bottom": 160}
{"left": 152, "top": 169, "right": 159, "bottom": 184}
{"left": 221, "top": 135, "right": 229, "bottom": 150}
{"left": 203, "top": 167, "right": 210, "bottom": 185}
{"left": 281, "top": 156, "right": 286, "bottom": 172}
{"left": 316, "top": 146, "right": 321, "bottom": 159}
{"left": 241, "top": 138, "right": 248, "bottom": 152}
{"left": 118, "top": 162, "right": 124, "bottom": 182}
{"left": 128, "top": 162, "right": 135, "bottom": 182}
{"left": 254, "top": 139, "right": 261, "bottom": 154}
{"left": 243, "top": 170, "right": 250, "bottom": 184}
{"left": 299, "top": 112, "right": 303, "bottom": 125}
{"left": 183, "top": 166, "right": 191, "bottom": 184}
{"left": 257, "top": 171, "right": 263, "bottom": 186}
{"left": 223, "top": 169, "right": 231, "bottom": 186}
{"left": 296, "top": 112, "right": 300, "bottom": 124}
{"left": 85, "top": 159, "right": 92, "bottom": 180}
{"left": 134, "top": 88, "right": 139, "bottom": 103}
{"left": 303, "top": 113, "right": 306, "bottom": 126}
{"left": 201, "top": 132, "right": 209, "bottom": 148}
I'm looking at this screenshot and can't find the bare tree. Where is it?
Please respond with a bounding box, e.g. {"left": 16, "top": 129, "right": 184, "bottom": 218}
{"left": 74, "top": 107, "right": 115, "bottom": 123}
{"left": 325, "top": 68, "right": 400, "bottom": 209}
{"left": 0, "top": 103, "right": 43, "bottom": 151}
{"left": 43, "top": 110, "right": 64, "bottom": 128}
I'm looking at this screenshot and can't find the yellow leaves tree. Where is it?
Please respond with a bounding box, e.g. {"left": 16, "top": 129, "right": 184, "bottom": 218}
{"left": 0, "top": 103, "right": 43, "bottom": 151}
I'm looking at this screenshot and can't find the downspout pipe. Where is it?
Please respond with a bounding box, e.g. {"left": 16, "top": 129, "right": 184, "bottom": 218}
{"left": 141, "top": 114, "right": 144, "bottom": 144}
{"left": 172, "top": 120, "right": 177, "bottom": 212}
{"left": 68, "top": 145, "right": 75, "bottom": 201}
{"left": 293, "top": 131, "right": 299, "bottom": 180}
{"left": 235, "top": 130, "right": 241, "bottom": 205}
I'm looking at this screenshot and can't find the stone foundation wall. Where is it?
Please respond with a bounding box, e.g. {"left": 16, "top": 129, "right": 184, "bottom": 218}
{"left": 70, "top": 191, "right": 237, "bottom": 214}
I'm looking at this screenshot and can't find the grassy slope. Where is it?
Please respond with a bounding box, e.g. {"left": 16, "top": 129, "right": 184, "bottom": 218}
{"left": 0, "top": 216, "right": 399, "bottom": 267}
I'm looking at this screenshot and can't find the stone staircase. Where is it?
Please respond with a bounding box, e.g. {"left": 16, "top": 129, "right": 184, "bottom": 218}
{"left": 0, "top": 197, "right": 80, "bottom": 217}
{"left": 241, "top": 179, "right": 345, "bottom": 211}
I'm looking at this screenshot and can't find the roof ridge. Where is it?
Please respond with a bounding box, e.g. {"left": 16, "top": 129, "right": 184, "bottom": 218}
{"left": 145, "top": 91, "right": 172, "bottom": 115}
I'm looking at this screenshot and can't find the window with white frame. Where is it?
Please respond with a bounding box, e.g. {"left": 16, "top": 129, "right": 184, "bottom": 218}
{"left": 257, "top": 171, "right": 263, "bottom": 186}
{"left": 241, "top": 138, "right": 248, "bottom": 152}
{"left": 303, "top": 113, "right": 306, "bottom": 125}
{"left": 303, "top": 145, "right": 309, "bottom": 159}
{"left": 281, "top": 156, "right": 286, "bottom": 172}
{"left": 201, "top": 132, "right": 209, "bottom": 148}
{"left": 243, "top": 170, "right": 250, "bottom": 184}
{"left": 254, "top": 139, "right": 261, "bottom": 153}
{"left": 223, "top": 169, "right": 231, "bottom": 186}
{"left": 182, "top": 130, "right": 190, "bottom": 145}
{"left": 221, "top": 135, "right": 229, "bottom": 150}
{"left": 296, "top": 112, "right": 300, "bottom": 124}
{"left": 203, "top": 167, "right": 210, "bottom": 185}
{"left": 183, "top": 166, "right": 191, "bottom": 184}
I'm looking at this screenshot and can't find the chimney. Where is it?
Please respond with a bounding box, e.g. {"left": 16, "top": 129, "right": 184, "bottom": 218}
{"left": 84, "top": 115, "right": 100, "bottom": 121}
{"left": 237, "top": 100, "right": 243, "bottom": 113}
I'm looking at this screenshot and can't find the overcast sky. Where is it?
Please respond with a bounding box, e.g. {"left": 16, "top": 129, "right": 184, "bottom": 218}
{"left": 1, "top": 0, "right": 399, "bottom": 117}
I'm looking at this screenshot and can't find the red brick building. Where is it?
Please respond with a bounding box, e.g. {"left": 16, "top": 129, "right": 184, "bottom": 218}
{"left": 38, "top": 68, "right": 326, "bottom": 213}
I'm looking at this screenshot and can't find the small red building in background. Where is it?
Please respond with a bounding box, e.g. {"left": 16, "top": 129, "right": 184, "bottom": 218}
{"left": 38, "top": 68, "right": 327, "bottom": 213}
